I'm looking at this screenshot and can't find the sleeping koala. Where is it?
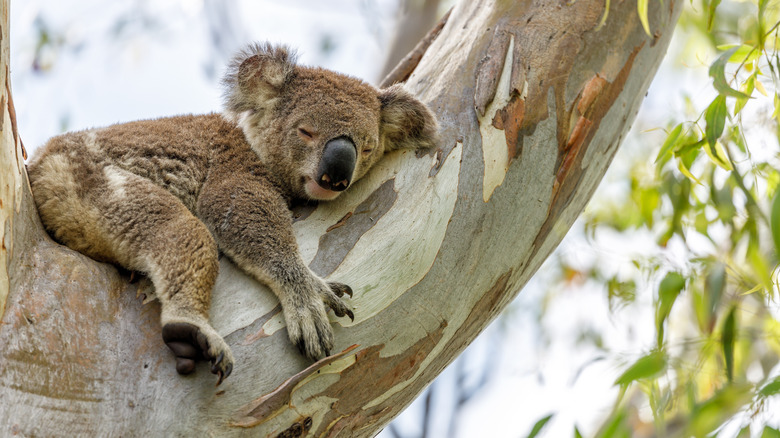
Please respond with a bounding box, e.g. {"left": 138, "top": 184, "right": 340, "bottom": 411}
{"left": 27, "top": 42, "right": 438, "bottom": 384}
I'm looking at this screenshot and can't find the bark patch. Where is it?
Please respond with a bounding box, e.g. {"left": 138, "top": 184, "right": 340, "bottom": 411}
{"left": 309, "top": 179, "right": 397, "bottom": 277}
{"left": 230, "top": 344, "right": 359, "bottom": 428}
{"left": 491, "top": 94, "right": 525, "bottom": 159}
{"left": 530, "top": 43, "right": 644, "bottom": 262}
{"left": 312, "top": 320, "right": 447, "bottom": 436}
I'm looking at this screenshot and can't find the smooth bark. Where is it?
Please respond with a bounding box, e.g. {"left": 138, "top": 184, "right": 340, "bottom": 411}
{"left": 0, "top": 0, "right": 682, "bottom": 436}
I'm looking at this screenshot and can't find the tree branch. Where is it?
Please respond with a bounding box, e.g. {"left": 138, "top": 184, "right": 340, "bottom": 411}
{"left": 379, "top": 7, "right": 452, "bottom": 88}
{"left": 0, "top": 0, "right": 683, "bottom": 436}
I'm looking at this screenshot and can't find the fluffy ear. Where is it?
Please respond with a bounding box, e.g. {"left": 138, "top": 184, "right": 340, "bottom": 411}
{"left": 379, "top": 84, "right": 439, "bottom": 151}
{"left": 222, "top": 42, "right": 297, "bottom": 116}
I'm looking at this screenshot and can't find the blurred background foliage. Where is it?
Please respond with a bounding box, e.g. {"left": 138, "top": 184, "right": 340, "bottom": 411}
{"left": 11, "top": 0, "right": 780, "bottom": 436}
{"left": 551, "top": 0, "right": 780, "bottom": 435}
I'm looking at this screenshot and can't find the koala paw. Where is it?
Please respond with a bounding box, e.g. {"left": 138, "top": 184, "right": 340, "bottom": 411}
{"left": 285, "top": 281, "right": 354, "bottom": 361}
{"left": 162, "top": 322, "right": 234, "bottom": 385}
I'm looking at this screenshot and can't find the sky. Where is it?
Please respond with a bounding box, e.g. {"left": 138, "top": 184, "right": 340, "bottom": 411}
{"left": 11, "top": 1, "right": 776, "bottom": 437}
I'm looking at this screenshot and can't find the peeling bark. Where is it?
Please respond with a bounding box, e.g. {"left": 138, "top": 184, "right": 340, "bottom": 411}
{"left": 0, "top": 0, "right": 682, "bottom": 436}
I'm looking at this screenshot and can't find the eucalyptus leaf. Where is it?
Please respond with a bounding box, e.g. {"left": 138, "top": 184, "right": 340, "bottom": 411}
{"left": 707, "top": 0, "right": 721, "bottom": 30}
{"left": 656, "top": 272, "right": 685, "bottom": 347}
{"left": 758, "top": 376, "right": 780, "bottom": 398}
{"left": 705, "top": 95, "right": 727, "bottom": 148}
{"left": 526, "top": 414, "right": 554, "bottom": 438}
{"left": 687, "top": 383, "right": 753, "bottom": 437}
{"left": 615, "top": 350, "right": 667, "bottom": 386}
{"left": 722, "top": 306, "right": 736, "bottom": 382}
{"left": 656, "top": 123, "right": 683, "bottom": 163}
{"left": 709, "top": 48, "right": 751, "bottom": 99}
{"left": 637, "top": 0, "right": 651, "bottom": 36}
{"left": 763, "top": 426, "right": 780, "bottom": 438}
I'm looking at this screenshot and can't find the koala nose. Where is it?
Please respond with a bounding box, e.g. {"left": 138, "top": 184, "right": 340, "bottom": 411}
{"left": 316, "top": 136, "right": 356, "bottom": 192}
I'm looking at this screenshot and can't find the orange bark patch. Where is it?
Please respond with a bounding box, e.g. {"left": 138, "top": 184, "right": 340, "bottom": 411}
{"left": 577, "top": 75, "right": 608, "bottom": 114}
{"left": 556, "top": 116, "right": 593, "bottom": 191}
{"left": 311, "top": 321, "right": 447, "bottom": 436}
{"left": 530, "top": 43, "right": 645, "bottom": 264}
{"left": 491, "top": 94, "right": 526, "bottom": 159}
{"left": 326, "top": 212, "right": 353, "bottom": 233}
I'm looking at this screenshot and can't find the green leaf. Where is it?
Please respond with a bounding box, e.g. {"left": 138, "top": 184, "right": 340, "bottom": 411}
{"left": 705, "top": 263, "right": 726, "bottom": 330}
{"left": 574, "top": 426, "right": 584, "bottom": 438}
{"left": 656, "top": 123, "right": 683, "bottom": 163}
{"left": 758, "top": 375, "right": 780, "bottom": 398}
{"left": 762, "top": 426, "right": 780, "bottom": 438}
{"left": 711, "top": 179, "right": 736, "bottom": 223}
{"left": 722, "top": 305, "right": 737, "bottom": 382}
{"left": 526, "top": 414, "right": 554, "bottom": 438}
{"left": 771, "top": 191, "right": 780, "bottom": 259}
{"left": 615, "top": 350, "right": 667, "bottom": 386}
{"left": 637, "top": 0, "right": 651, "bottom": 36}
{"left": 716, "top": 44, "right": 761, "bottom": 64}
{"left": 734, "top": 73, "right": 756, "bottom": 115}
{"left": 597, "top": 0, "right": 610, "bottom": 29}
{"left": 687, "top": 383, "right": 753, "bottom": 437}
{"left": 704, "top": 141, "right": 733, "bottom": 171}
{"left": 678, "top": 157, "right": 702, "bottom": 185}
{"left": 595, "top": 407, "right": 630, "bottom": 438}
{"left": 656, "top": 272, "right": 685, "bottom": 347}
{"left": 759, "top": 0, "right": 769, "bottom": 48}
{"left": 749, "top": 237, "right": 773, "bottom": 289}
{"left": 705, "top": 95, "right": 728, "bottom": 148}
{"left": 707, "top": 0, "right": 721, "bottom": 31}
{"left": 673, "top": 138, "right": 705, "bottom": 157}
{"left": 709, "top": 48, "right": 751, "bottom": 99}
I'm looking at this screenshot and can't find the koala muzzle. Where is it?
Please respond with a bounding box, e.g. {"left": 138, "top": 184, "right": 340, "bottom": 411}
{"left": 316, "top": 136, "right": 356, "bottom": 192}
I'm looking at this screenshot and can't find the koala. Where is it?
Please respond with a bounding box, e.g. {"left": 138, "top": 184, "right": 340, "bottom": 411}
{"left": 26, "top": 42, "right": 438, "bottom": 385}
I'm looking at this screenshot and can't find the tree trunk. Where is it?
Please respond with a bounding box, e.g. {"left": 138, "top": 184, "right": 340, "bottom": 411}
{"left": 0, "top": 0, "right": 682, "bottom": 436}
{"left": 376, "top": 0, "right": 443, "bottom": 83}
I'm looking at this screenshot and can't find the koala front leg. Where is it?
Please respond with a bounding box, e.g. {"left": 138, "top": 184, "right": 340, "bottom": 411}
{"left": 198, "top": 176, "right": 353, "bottom": 360}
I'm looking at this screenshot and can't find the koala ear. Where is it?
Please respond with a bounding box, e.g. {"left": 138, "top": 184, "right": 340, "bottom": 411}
{"left": 379, "top": 84, "right": 439, "bottom": 152}
{"left": 222, "top": 42, "right": 297, "bottom": 116}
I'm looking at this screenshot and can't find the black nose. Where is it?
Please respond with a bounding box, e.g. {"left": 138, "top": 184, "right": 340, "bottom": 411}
{"left": 316, "top": 137, "right": 356, "bottom": 192}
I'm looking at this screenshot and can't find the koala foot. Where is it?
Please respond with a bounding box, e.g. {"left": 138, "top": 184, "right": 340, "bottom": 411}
{"left": 162, "top": 322, "right": 234, "bottom": 385}
{"left": 285, "top": 281, "right": 354, "bottom": 361}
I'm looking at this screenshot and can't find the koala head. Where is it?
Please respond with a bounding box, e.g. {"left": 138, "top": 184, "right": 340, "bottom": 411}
{"left": 222, "top": 42, "right": 438, "bottom": 201}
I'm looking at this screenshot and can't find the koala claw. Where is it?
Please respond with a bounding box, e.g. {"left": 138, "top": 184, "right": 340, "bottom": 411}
{"left": 328, "top": 282, "right": 353, "bottom": 298}
{"left": 295, "top": 337, "right": 329, "bottom": 359}
{"left": 162, "top": 322, "right": 234, "bottom": 386}
{"left": 211, "top": 352, "right": 233, "bottom": 385}
{"left": 324, "top": 281, "right": 354, "bottom": 321}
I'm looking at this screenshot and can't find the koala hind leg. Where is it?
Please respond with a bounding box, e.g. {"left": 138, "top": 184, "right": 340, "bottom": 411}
{"left": 34, "top": 162, "right": 234, "bottom": 384}
{"left": 116, "top": 180, "right": 235, "bottom": 385}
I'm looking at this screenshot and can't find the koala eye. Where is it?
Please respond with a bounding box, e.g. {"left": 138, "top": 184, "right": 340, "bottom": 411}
{"left": 297, "top": 127, "right": 315, "bottom": 141}
{"left": 361, "top": 148, "right": 374, "bottom": 156}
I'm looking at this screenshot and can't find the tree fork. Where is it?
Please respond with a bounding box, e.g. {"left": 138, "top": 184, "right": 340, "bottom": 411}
{"left": 0, "top": 0, "right": 682, "bottom": 436}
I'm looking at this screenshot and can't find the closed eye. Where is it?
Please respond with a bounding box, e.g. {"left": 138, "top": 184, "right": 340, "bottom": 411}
{"left": 362, "top": 148, "right": 373, "bottom": 155}
{"left": 298, "top": 127, "right": 315, "bottom": 140}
